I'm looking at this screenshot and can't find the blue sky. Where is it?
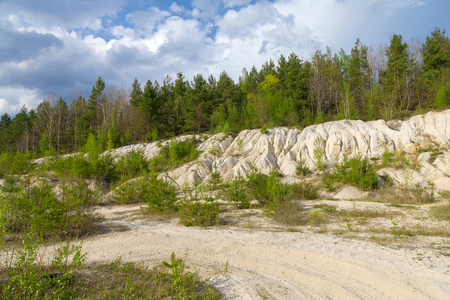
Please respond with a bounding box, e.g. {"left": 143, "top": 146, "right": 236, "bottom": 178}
{"left": 0, "top": 0, "right": 449, "bottom": 115}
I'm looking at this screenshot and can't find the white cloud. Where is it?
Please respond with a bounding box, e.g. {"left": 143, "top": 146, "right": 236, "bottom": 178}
{"left": 223, "top": 0, "right": 252, "bottom": 8}
{"left": 0, "top": 87, "right": 42, "bottom": 115}
{"left": 0, "top": 0, "right": 445, "bottom": 116}
{"left": 0, "top": 0, "right": 126, "bottom": 30}
{"left": 126, "top": 7, "right": 170, "bottom": 34}
{"left": 192, "top": 0, "right": 221, "bottom": 18}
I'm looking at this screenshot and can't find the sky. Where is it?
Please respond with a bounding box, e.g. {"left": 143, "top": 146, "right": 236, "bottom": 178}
{"left": 0, "top": 0, "right": 449, "bottom": 115}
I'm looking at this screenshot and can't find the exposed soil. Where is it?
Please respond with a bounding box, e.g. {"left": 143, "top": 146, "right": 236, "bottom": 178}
{"left": 75, "top": 202, "right": 450, "bottom": 299}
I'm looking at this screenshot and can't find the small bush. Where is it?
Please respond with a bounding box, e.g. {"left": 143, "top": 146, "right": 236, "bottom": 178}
{"left": 0, "top": 242, "right": 221, "bottom": 299}
{"left": 246, "top": 168, "right": 289, "bottom": 210}
{"left": 288, "top": 181, "right": 319, "bottom": 200}
{"left": 313, "top": 137, "right": 326, "bottom": 170}
{"left": 295, "top": 156, "right": 309, "bottom": 176}
{"left": 333, "top": 155, "right": 378, "bottom": 190}
{"left": 0, "top": 151, "right": 34, "bottom": 177}
{"left": 115, "top": 150, "right": 149, "bottom": 180}
{"left": 161, "top": 139, "right": 200, "bottom": 168}
{"left": 228, "top": 173, "right": 249, "bottom": 209}
{"left": 178, "top": 185, "right": 219, "bottom": 227}
{"left": 114, "top": 174, "right": 178, "bottom": 214}
{"left": 0, "top": 237, "right": 86, "bottom": 299}
{"left": 272, "top": 201, "right": 308, "bottom": 226}
{"left": 0, "top": 177, "right": 99, "bottom": 240}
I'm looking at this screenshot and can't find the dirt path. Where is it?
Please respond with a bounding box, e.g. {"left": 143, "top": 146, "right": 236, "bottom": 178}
{"left": 79, "top": 205, "right": 450, "bottom": 299}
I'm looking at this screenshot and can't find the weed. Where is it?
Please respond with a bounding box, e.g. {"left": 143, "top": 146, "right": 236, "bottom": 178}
{"left": 295, "top": 155, "right": 310, "bottom": 176}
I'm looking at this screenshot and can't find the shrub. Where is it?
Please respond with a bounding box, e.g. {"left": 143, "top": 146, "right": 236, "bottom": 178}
{"left": 333, "top": 155, "right": 378, "bottom": 190}
{"left": 228, "top": 172, "right": 249, "bottom": 209}
{"left": 272, "top": 201, "right": 308, "bottom": 226}
{"left": 0, "top": 177, "right": 99, "bottom": 240}
{"left": 0, "top": 236, "right": 86, "bottom": 299}
{"left": 246, "top": 168, "right": 289, "bottom": 211}
{"left": 0, "top": 151, "right": 34, "bottom": 177}
{"left": 114, "top": 174, "right": 178, "bottom": 213}
{"left": 288, "top": 181, "right": 319, "bottom": 200}
{"left": 208, "top": 163, "right": 222, "bottom": 190}
{"left": 161, "top": 139, "right": 200, "bottom": 168}
{"left": 178, "top": 185, "right": 219, "bottom": 227}
{"left": 44, "top": 153, "right": 116, "bottom": 182}
{"left": 115, "top": 150, "right": 149, "bottom": 180}
{"left": 295, "top": 156, "right": 309, "bottom": 176}
{"left": 313, "top": 137, "right": 326, "bottom": 170}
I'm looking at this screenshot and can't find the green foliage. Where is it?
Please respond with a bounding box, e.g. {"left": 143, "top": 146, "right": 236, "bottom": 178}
{"left": 0, "top": 177, "right": 98, "bottom": 240}
{"left": 228, "top": 172, "right": 249, "bottom": 209}
{"left": 246, "top": 168, "right": 289, "bottom": 211}
{"left": 313, "top": 137, "right": 326, "bottom": 170}
{"left": 114, "top": 174, "right": 178, "bottom": 214}
{"left": 161, "top": 138, "right": 200, "bottom": 168}
{"left": 1, "top": 243, "right": 220, "bottom": 299}
{"left": 115, "top": 150, "right": 149, "bottom": 181}
{"left": 178, "top": 184, "right": 219, "bottom": 227}
{"left": 208, "top": 163, "right": 222, "bottom": 190}
{"left": 0, "top": 151, "right": 34, "bottom": 178}
{"left": 295, "top": 156, "right": 309, "bottom": 176}
{"left": 288, "top": 181, "right": 319, "bottom": 200}
{"left": 0, "top": 237, "right": 86, "bottom": 299}
{"left": 260, "top": 126, "right": 269, "bottom": 134}
{"left": 435, "top": 82, "right": 450, "bottom": 108}
{"left": 333, "top": 155, "right": 378, "bottom": 190}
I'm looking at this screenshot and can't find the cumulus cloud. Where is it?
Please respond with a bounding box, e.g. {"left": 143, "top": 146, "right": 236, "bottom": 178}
{"left": 0, "top": 0, "right": 446, "bottom": 115}
{"left": 0, "top": 22, "right": 63, "bottom": 63}
{"left": 0, "top": 0, "right": 125, "bottom": 30}
{"left": 125, "top": 7, "right": 170, "bottom": 33}
{"left": 223, "top": 0, "right": 252, "bottom": 8}
{"left": 0, "top": 87, "right": 42, "bottom": 115}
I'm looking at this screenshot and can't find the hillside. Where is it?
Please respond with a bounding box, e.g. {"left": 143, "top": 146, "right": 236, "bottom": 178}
{"left": 2, "top": 109, "right": 450, "bottom": 299}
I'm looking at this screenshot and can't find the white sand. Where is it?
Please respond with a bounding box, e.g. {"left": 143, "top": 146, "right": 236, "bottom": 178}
{"left": 76, "top": 204, "right": 450, "bottom": 299}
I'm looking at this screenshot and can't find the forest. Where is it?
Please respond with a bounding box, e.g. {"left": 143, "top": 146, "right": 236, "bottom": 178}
{"left": 1, "top": 27, "right": 449, "bottom": 156}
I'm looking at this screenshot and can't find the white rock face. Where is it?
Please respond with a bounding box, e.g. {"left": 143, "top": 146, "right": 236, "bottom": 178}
{"left": 158, "top": 109, "right": 450, "bottom": 190}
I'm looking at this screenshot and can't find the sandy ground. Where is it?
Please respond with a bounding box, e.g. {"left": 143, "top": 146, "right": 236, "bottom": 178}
{"left": 74, "top": 204, "right": 450, "bottom": 300}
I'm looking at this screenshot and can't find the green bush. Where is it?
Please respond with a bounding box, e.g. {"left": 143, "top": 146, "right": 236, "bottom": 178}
{"left": 228, "top": 172, "right": 249, "bottom": 209}
{"left": 178, "top": 185, "right": 219, "bottom": 227}
{"left": 295, "top": 156, "right": 309, "bottom": 176}
{"left": 288, "top": 181, "right": 319, "bottom": 200}
{"left": 333, "top": 155, "right": 378, "bottom": 190}
{"left": 313, "top": 137, "right": 326, "bottom": 170}
{"left": 0, "top": 241, "right": 221, "bottom": 299}
{"left": 114, "top": 174, "right": 178, "bottom": 213}
{"left": 44, "top": 153, "right": 117, "bottom": 182}
{"left": 0, "top": 177, "right": 98, "bottom": 240}
{"left": 0, "top": 236, "right": 86, "bottom": 299}
{"left": 246, "top": 169, "right": 289, "bottom": 210}
{"left": 0, "top": 151, "right": 34, "bottom": 177}
{"left": 115, "top": 150, "right": 149, "bottom": 180}
{"left": 161, "top": 138, "right": 200, "bottom": 168}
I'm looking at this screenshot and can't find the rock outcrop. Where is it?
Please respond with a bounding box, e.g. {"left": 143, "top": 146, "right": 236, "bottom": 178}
{"left": 106, "top": 109, "right": 450, "bottom": 191}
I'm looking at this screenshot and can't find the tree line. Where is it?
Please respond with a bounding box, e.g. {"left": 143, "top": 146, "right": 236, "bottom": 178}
{"left": 1, "top": 28, "right": 449, "bottom": 156}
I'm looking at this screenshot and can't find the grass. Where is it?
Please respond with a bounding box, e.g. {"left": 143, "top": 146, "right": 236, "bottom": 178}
{"left": 0, "top": 243, "right": 221, "bottom": 300}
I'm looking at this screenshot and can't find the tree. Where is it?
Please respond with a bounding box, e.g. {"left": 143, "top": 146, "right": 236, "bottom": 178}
{"left": 381, "top": 34, "right": 411, "bottom": 118}
{"left": 87, "top": 77, "right": 106, "bottom": 131}
{"left": 129, "top": 78, "right": 143, "bottom": 107}
{"left": 347, "top": 38, "right": 371, "bottom": 115}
